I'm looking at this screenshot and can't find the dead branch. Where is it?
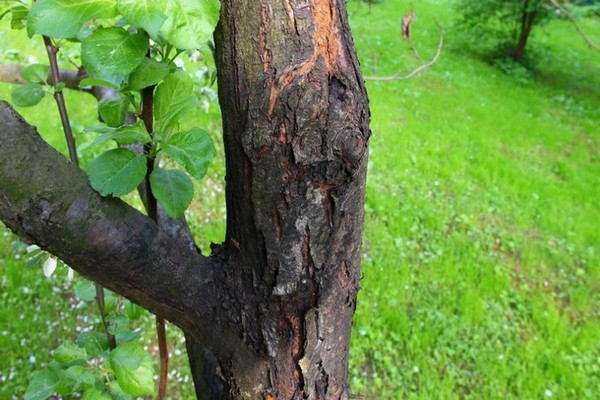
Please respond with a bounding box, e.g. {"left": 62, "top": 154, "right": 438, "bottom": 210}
{"left": 549, "top": 0, "right": 600, "bottom": 52}
{"left": 364, "top": 22, "right": 444, "bottom": 82}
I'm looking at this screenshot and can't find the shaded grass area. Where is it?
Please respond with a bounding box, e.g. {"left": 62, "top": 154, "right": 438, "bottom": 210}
{"left": 348, "top": 0, "right": 599, "bottom": 398}
{"left": 0, "top": 0, "right": 599, "bottom": 398}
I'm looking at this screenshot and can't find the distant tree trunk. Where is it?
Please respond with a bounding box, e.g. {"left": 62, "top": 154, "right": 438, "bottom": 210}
{"left": 0, "top": 0, "right": 370, "bottom": 398}
{"left": 512, "top": 0, "right": 537, "bottom": 62}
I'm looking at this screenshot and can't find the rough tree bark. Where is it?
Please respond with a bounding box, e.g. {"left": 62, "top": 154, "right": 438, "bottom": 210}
{"left": 0, "top": 0, "right": 370, "bottom": 398}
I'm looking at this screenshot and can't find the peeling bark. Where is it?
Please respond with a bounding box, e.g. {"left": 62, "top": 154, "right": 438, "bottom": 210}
{"left": 215, "top": 0, "right": 370, "bottom": 397}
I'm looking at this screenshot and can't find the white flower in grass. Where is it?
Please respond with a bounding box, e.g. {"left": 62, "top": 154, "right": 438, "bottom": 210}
{"left": 42, "top": 257, "right": 57, "bottom": 277}
{"left": 545, "top": 389, "right": 553, "bottom": 398}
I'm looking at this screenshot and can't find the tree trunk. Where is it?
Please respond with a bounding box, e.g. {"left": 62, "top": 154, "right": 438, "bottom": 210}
{"left": 512, "top": 0, "right": 537, "bottom": 62}
{"left": 0, "top": 0, "right": 370, "bottom": 398}
{"left": 208, "top": 0, "right": 370, "bottom": 397}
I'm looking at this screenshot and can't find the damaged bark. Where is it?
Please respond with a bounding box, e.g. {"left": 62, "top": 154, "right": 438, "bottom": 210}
{"left": 0, "top": 0, "right": 370, "bottom": 398}
{"left": 214, "top": 0, "right": 369, "bottom": 397}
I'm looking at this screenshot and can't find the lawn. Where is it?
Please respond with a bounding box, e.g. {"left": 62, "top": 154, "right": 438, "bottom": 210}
{"left": 1, "top": 0, "right": 599, "bottom": 398}
{"left": 348, "top": 0, "right": 600, "bottom": 398}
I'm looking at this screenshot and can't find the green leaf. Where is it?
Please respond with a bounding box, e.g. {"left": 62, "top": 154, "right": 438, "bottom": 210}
{"left": 154, "top": 70, "right": 195, "bottom": 133}
{"left": 103, "top": 290, "right": 119, "bottom": 314}
{"left": 115, "top": 328, "right": 142, "bottom": 344}
{"left": 89, "top": 121, "right": 152, "bottom": 145}
{"left": 74, "top": 279, "right": 96, "bottom": 301}
{"left": 87, "top": 149, "right": 147, "bottom": 197}
{"left": 98, "top": 95, "right": 130, "bottom": 127}
{"left": 79, "top": 77, "right": 119, "bottom": 90}
{"left": 107, "top": 314, "right": 129, "bottom": 335}
{"left": 127, "top": 58, "right": 169, "bottom": 91}
{"left": 25, "top": 370, "right": 59, "bottom": 400}
{"left": 54, "top": 82, "right": 66, "bottom": 93}
{"left": 49, "top": 361, "right": 73, "bottom": 396}
{"left": 160, "top": 0, "right": 220, "bottom": 50}
{"left": 10, "top": 5, "right": 28, "bottom": 30}
{"left": 109, "top": 342, "right": 155, "bottom": 396}
{"left": 82, "top": 387, "right": 112, "bottom": 400}
{"left": 27, "top": 0, "right": 117, "bottom": 39}
{"left": 81, "top": 28, "right": 148, "bottom": 87}
{"left": 116, "top": 0, "right": 167, "bottom": 38}
{"left": 150, "top": 168, "right": 194, "bottom": 218}
{"left": 21, "top": 64, "right": 49, "bottom": 83}
{"left": 54, "top": 341, "right": 88, "bottom": 365}
{"left": 24, "top": 251, "right": 48, "bottom": 269}
{"left": 124, "top": 300, "right": 144, "bottom": 320}
{"left": 11, "top": 83, "right": 45, "bottom": 107}
{"left": 164, "top": 128, "right": 215, "bottom": 179}
{"left": 77, "top": 332, "right": 109, "bottom": 356}
{"left": 63, "top": 365, "right": 96, "bottom": 392}
{"left": 108, "top": 380, "right": 134, "bottom": 400}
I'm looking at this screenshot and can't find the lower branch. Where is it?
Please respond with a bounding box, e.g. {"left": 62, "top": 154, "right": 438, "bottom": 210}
{"left": 0, "top": 101, "right": 243, "bottom": 361}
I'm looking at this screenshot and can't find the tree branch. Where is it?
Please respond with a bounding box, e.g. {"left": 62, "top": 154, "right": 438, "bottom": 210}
{"left": 0, "top": 63, "right": 119, "bottom": 101}
{"left": 0, "top": 101, "right": 243, "bottom": 359}
{"left": 364, "top": 23, "right": 444, "bottom": 81}
{"left": 0, "top": 64, "right": 194, "bottom": 246}
{"left": 549, "top": 0, "right": 600, "bottom": 52}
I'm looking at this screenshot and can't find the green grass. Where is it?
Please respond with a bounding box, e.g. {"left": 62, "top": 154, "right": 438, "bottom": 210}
{"left": 348, "top": 0, "right": 600, "bottom": 398}
{"left": 1, "top": 0, "right": 600, "bottom": 398}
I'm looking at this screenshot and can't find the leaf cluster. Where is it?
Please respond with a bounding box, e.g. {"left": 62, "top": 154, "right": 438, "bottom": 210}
{"left": 25, "top": 281, "right": 152, "bottom": 399}
{"left": 4, "top": 0, "right": 220, "bottom": 218}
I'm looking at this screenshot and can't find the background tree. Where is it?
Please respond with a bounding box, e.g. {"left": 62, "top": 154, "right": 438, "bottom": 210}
{"left": 455, "top": 0, "right": 556, "bottom": 62}
{"left": 0, "top": 0, "right": 370, "bottom": 399}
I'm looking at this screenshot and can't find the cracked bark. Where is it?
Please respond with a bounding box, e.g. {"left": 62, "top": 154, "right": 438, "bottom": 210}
{"left": 0, "top": 0, "right": 369, "bottom": 398}
{"left": 215, "top": 0, "right": 369, "bottom": 397}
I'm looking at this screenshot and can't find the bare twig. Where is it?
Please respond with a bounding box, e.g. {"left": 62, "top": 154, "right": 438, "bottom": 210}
{"left": 549, "top": 0, "right": 600, "bottom": 52}
{"left": 364, "top": 22, "right": 444, "bottom": 81}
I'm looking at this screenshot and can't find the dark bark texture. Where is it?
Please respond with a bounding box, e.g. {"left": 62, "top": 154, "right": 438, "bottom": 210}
{"left": 0, "top": 0, "right": 370, "bottom": 398}
{"left": 214, "top": 0, "right": 370, "bottom": 397}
